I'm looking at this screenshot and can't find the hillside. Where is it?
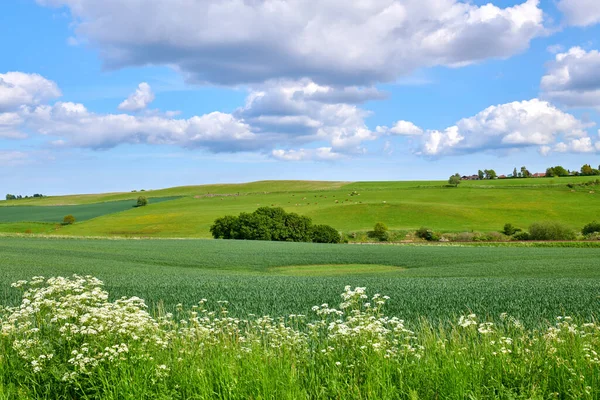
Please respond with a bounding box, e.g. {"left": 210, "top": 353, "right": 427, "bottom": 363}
{"left": 1, "top": 177, "right": 599, "bottom": 237}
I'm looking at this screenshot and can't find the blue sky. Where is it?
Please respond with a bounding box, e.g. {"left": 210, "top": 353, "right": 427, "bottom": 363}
{"left": 1, "top": 0, "right": 600, "bottom": 195}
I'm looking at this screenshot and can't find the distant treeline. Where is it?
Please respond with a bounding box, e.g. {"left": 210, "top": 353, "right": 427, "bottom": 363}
{"left": 462, "top": 163, "right": 600, "bottom": 180}
{"left": 5, "top": 194, "right": 45, "bottom": 200}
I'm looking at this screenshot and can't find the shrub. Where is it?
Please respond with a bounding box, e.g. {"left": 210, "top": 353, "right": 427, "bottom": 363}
{"left": 210, "top": 215, "right": 239, "bottom": 239}
{"left": 415, "top": 227, "right": 440, "bottom": 242}
{"left": 311, "top": 225, "right": 341, "bottom": 244}
{"left": 528, "top": 222, "right": 576, "bottom": 241}
{"left": 582, "top": 221, "right": 600, "bottom": 236}
{"left": 372, "top": 222, "right": 389, "bottom": 241}
{"left": 502, "top": 223, "right": 521, "bottom": 236}
{"left": 62, "top": 215, "right": 76, "bottom": 225}
{"left": 136, "top": 196, "right": 148, "bottom": 207}
{"left": 512, "top": 231, "right": 531, "bottom": 241}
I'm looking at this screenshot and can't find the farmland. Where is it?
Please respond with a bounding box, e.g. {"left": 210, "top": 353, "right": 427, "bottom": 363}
{"left": 1, "top": 237, "right": 599, "bottom": 325}
{"left": 1, "top": 177, "right": 599, "bottom": 238}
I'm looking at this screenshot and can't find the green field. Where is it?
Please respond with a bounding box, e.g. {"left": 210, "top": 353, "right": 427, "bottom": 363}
{"left": 1, "top": 177, "right": 599, "bottom": 238}
{"left": 2, "top": 237, "right": 599, "bottom": 326}
{"left": 0, "top": 196, "right": 179, "bottom": 224}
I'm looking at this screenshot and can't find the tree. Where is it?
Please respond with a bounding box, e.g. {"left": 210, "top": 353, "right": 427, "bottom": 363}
{"left": 520, "top": 166, "right": 531, "bottom": 178}
{"left": 484, "top": 169, "right": 497, "bottom": 180}
{"left": 528, "top": 221, "right": 576, "bottom": 241}
{"left": 448, "top": 173, "right": 461, "bottom": 187}
{"left": 136, "top": 196, "right": 148, "bottom": 207}
{"left": 553, "top": 166, "right": 569, "bottom": 177}
{"left": 582, "top": 221, "right": 600, "bottom": 236}
{"left": 546, "top": 167, "right": 556, "bottom": 177}
{"left": 63, "top": 215, "right": 76, "bottom": 225}
{"left": 210, "top": 215, "right": 239, "bottom": 239}
{"left": 581, "top": 164, "right": 594, "bottom": 176}
{"left": 372, "top": 222, "right": 389, "bottom": 241}
{"left": 503, "top": 223, "right": 521, "bottom": 236}
{"left": 5, "top": 194, "right": 16, "bottom": 200}
{"left": 478, "top": 170, "right": 484, "bottom": 180}
{"left": 512, "top": 167, "right": 517, "bottom": 178}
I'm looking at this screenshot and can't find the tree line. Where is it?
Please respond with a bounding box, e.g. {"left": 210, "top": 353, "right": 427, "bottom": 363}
{"left": 5, "top": 194, "right": 45, "bottom": 200}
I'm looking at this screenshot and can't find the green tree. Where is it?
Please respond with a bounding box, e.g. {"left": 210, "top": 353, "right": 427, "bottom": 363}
{"left": 63, "top": 215, "right": 76, "bottom": 225}
{"left": 311, "top": 225, "right": 341, "bottom": 243}
{"left": 478, "top": 170, "right": 484, "bottom": 180}
{"left": 5, "top": 194, "right": 16, "bottom": 200}
{"left": 520, "top": 166, "right": 531, "bottom": 178}
{"left": 484, "top": 169, "right": 497, "bottom": 179}
{"left": 553, "top": 166, "right": 569, "bottom": 176}
{"left": 512, "top": 167, "right": 518, "bottom": 178}
{"left": 210, "top": 215, "right": 239, "bottom": 239}
{"left": 136, "top": 196, "right": 148, "bottom": 207}
{"left": 448, "top": 173, "right": 461, "bottom": 187}
{"left": 581, "top": 164, "right": 594, "bottom": 176}
{"left": 372, "top": 222, "right": 389, "bottom": 241}
{"left": 546, "top": 167, "right": 556, "bottom": 177}
{"left": 582, "top": 221, "right": 600, "bottom": 236}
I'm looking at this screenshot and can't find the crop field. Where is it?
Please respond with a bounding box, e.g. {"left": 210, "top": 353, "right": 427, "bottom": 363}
{"left": 0, "top": 196, "right": 179, "bottom": 224}
{"left": 1, "top": 178, "right": 599, "bottom": 238}
{"left": 1, "top": 237, "right": 599, "bottom": 326}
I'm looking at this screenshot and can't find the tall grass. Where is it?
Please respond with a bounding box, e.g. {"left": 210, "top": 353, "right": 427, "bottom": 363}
{"left": 1, "top": 276, "right": 599, "bottom": 399}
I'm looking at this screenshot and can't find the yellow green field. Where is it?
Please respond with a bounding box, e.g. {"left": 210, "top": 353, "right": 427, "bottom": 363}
{"left": 1, "top": 177, "right": 599, "bottom": 237}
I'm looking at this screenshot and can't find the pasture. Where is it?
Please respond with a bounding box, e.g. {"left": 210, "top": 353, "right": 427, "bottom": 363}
{"left": 1, "top": 178, "right": 599, "bottom": 238}
{"left": 1, "top": 237, "right": 599, "bottom": 326}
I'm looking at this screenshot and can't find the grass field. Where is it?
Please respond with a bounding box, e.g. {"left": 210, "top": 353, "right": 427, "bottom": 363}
{"left": 1, "top": 177, "right": 599, "bottom": 238}
{"left": 1, "top": 237, "right": 599, "bottom": 326}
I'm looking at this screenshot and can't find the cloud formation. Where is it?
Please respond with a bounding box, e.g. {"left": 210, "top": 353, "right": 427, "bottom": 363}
{"left": 388, "top": 99, "right": 594, "bottom": 156}
{"left": 557, "top": 0, "right": 600, "bottom": 27}
{"left": 118, "top": 82, "right": 155, "bottom": 111}
{"left": 541, "top": 47, "right": 600, "bottom": 110}
{"left": 37, "top": 0, "right": 544, "bottom": 86}
{"left": 271, "top": 147, "right": 343, "bottom": 161}
{"left": 0, "top": 72, "right": 61, "bottom": 112}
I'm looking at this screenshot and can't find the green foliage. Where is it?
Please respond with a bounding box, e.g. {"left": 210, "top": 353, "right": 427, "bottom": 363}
{"left": 372, "top": 222, "right": 389, "bottom": 241}
{"left": 582, "top": 221, "right": 600, "bottom": 236}
{"left": 512, "top": 231, "right": 531, "bottom": 241}
{"left": 546, "top": 165, "right": 569, "bottom": 177}
{"left": 311, "top": 225, "right": 341, "bottom": 243}
{"left": 448, "top": 173, "right": 461, "bottom": 187}
{"left": 5, "top": 194, "right": 16, "bottom": 200}
{"left": 416, "top": 227, "right": 440, "bottom": 241}
{"left": 210, "top": 207, "right": 337, "bottom": 243}
{"left": 528, "top": 221, "right": 576, "bottom": 241}
{"left": 502, "top": 223, "right": 521, "bottom": 236}
{"left": 136, "top": 196, "right": 148, "bottom": 207}
{"left": 484, "top": 169, "right": 497, "bottom": 179}
{"left": 62, "top": 215, "right": 76, "bottom": 225}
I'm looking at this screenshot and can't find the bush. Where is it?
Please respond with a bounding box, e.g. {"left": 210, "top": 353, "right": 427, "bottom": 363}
{"left": 415, "top": 227, "right": 440, "bottom": 241}
{"left": 512, "top": 231, "right": 531, "bottom": 241}
{"left": 502, "top": 223, "right": 521, "bottom": 236}
{"left": 311, "top": 225, "right": 341, "bottom": 244}
{"left": 62, "top": 215, "right": 76, "bottom": 225}
{"left": 372, "top": 222, "right": 389, "bottom": 241}
{"left": 137, "top": 196, "right": 148, "bottom": 207}
{"left": 528, "top": 222, "right": 576, "bottom": 241}
{"left": 582, "top": 221, "right": 600, "bottom": 236}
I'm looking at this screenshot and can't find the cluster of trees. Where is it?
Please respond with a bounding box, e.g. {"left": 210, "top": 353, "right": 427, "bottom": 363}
{"left": 503, "top": 221, "right": 600, "bottom": 241}
{"left": 5, "top": 194, "right": 45, "bottom": 200}
{"left": 210, "top": 207, "right": 341, "bottom": 243}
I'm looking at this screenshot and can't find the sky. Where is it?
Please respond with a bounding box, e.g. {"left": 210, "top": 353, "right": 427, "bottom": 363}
{"left": 1, "top": 0, "right": 600, "bottom": 195}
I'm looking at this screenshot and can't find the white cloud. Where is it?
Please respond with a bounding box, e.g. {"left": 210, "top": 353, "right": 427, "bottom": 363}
{"left": 417, "top": 99, "right": 594, "bottom": 156}
{"left": 0, "top": 72, "right": 61, "bottom": 112}
{"left": 118, "top": 82, "right": 155, "bottom": 111}
{"left": 541, "top": 47, "right": 600, "bottom": 109}
{"left": 557, "top": 0, "right": 600, "bottom": 27}
{"left": 20, "top": 102, "right": 258, "bottom": 152}
{"left": 377, "top": 120, "right": 423, "bottom": 136}
{"left": 0, "top": 112, "right": 27, "bottom": 139}
{"left": 553, "top": 137, "right": 596, "bottom": 153}
{"left": 36, "top": 0, "right": 545, "bottom": 86}
{"left": 271, "top": 147, "right": 343, "bottom": 161}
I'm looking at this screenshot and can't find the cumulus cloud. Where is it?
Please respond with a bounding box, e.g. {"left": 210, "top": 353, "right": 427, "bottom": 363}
{"left": 0, "top": 72, "right": 61, "bottom": 112}
{"left": 0, "top": 112, "right": 27, "bottom": 139}
{"left": 557, "top": 0, "right": 600, "bottom": 27}
{"left": 377, "top": 120, "right": 423, "bottom": 136}
{"left": 237, "top": 80, "right": 378, "bottom": 153}
{"left": 271, "top": 147, "right": 343, "bottom": 161}
{"left": 19, "top": 102, "right": 258, "bottom": 152}
{"left": 36, "top": 0, "right": 544, "bottom": 86}
{"left": 541, "top": 47, "right": 600, "bottom": 109}
{"left": 416, "top": 99, "right": 594, "bottom": 156}
{"left": 118, "top": 82, "right": 155, "bottom": 111}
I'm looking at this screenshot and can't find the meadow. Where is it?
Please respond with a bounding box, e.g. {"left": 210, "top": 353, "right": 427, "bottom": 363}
{"left": 0, "top": 239, "right": 599, "bottom": 398}
{"left": 1, "top": 177, "right": 599, "bottom": 238}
